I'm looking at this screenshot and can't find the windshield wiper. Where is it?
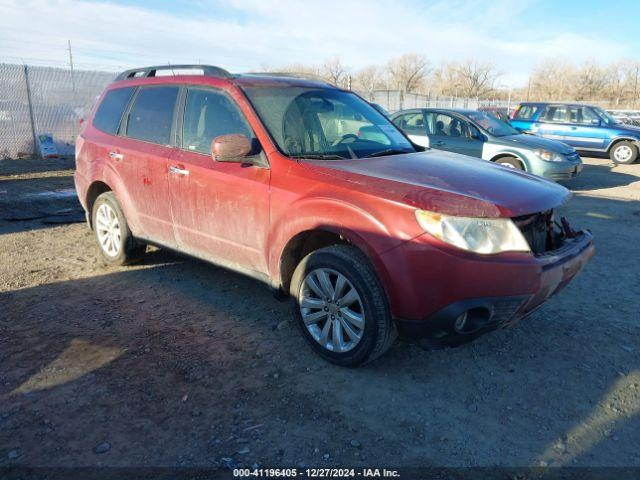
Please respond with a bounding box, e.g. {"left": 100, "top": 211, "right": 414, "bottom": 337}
{"left": 364, "top": 149, "right": 412, "bottom": 158}
{"left": 294, "top": 154, "right": 347, "bottom": 160}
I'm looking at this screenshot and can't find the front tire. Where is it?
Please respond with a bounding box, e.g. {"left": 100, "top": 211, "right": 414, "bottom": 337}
{"left": 495, "top": 156, "right": 524, "bottom": 170}
{"left": 92, "top": 192, "right": 145, "bottom": 266}
{"left": 289, "top": 245, "right": 396, "bottom": 366}
{"left": 610, "top": 141, "right": 638, "bottom": 165}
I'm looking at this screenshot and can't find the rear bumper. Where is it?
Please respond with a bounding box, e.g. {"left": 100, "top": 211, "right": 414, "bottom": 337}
{"left": 73, "top": 170, "right": 89, "bottom": 212}
{"left": 73, "top": 170, "right": 92, "bottom": 226}
{"left": 383, "top": 230, "right": 594, "bottom": 337}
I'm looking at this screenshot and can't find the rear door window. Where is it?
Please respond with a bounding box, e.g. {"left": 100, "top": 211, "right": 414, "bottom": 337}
{"left": 92, "top": 87, "right": 135, "bottom": 135}
{"left": 540, "top": 105, "right": 568, "bottom": 123}
{"left": 513, "top": 105, "right": 538, "bottom": 120}
{"left": 125, "top": 86, "right": 179, "bottom": 145}
{"left": 425, "top": 112, "right": 463, "bottom": 137}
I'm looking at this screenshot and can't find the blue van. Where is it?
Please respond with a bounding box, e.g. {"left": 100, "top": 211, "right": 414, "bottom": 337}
{"left": 510, "top": 102, "right": 640, "bottom": 164}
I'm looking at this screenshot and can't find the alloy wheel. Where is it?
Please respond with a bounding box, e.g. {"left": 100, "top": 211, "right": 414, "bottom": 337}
{"left": 95, "top": 203, "right": 121, "bottom": 257}
{"left": 299, "top": 268, "right": 365, "bottom": 353}
{"left": 614, "top": 145, "right": 633, "bottom": 163}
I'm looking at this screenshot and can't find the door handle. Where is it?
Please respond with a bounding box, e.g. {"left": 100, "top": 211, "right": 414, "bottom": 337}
{"left": 109, "top": 151, "right": 123, "bottom": 161}
{"left": 169, "top": 165, "right": 190, "bottom": 176}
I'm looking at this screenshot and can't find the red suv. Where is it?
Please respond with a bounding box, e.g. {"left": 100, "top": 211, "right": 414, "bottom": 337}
{"left": 75, "top": 65, "right": 594, "bottom": 366}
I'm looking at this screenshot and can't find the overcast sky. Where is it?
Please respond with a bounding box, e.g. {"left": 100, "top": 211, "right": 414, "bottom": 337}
{"left": 1, "top": 0, "right": 637, "bottom": 86}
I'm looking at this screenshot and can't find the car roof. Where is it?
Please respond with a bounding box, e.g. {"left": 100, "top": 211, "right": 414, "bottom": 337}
{"left": 430, "top": 108, "right": 478, "bottom": 115}
{"left": 394, "top": 108, "right": 479, "bottom": 115}
{"left": 518, "top": 101, "right": 600, "bottom": 109}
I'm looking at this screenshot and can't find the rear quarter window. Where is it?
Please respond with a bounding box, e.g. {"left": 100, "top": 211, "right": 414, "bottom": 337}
{"left": 513, "top": 105, "right": 539, "bottom": 120}
{"left": 92, "top": 87, "right": 135, "bottom": 135}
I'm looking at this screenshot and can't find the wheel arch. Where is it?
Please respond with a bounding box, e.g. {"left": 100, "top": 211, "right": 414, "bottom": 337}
{"left": 490, "top": 152, "right": 528, "bottom": 171}
{"left": 85, "top": 181, "right": 112, "bottom": 229}
{"left": 278, "top": 228, "right": 349, "bottom": 295}
{"left": 607, "top": 136, "right": 640, "bottom": 153}
{"left": 277, "top": 225, "right": 393, "bottom": 298}
{"left": 85, "top": 164, "right": 143, "bottom": 234}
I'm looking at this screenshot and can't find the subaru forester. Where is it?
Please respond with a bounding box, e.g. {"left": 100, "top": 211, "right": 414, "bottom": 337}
{"left": 74, "top": 65, "right": 594, "bottom": 366}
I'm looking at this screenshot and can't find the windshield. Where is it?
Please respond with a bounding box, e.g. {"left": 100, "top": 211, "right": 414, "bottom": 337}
{"left": 593, "top": 107, "right": 620, "bottom": 125}
{"left": 242, "top": 86, "right": 415, "bottom": 159}
{"left": 467, "top": 111, "right": 520, "bottom": 137}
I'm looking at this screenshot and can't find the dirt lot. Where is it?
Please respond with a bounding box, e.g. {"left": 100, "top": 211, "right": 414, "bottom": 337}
{"left": 0, "top": 155, "right": 639, "bottom": 469}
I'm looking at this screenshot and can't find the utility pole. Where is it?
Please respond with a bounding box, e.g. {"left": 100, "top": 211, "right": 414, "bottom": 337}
{"left": 23, "top": 65, "right": 39, "bottom": 158}
{"left": 633, "top": 65, "right": 639, "bottom": 109}
{"left": 67, "top": 40, "right": 76, "bottom": 96}
{"left": 526, "top": 77, "right": 532, "bottom": 102}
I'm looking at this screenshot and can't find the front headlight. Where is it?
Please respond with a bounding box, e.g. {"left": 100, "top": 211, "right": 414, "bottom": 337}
{"left": 415, "top": 210, "right": 531, "bottom": 254}
{"left": 534, "top": 149, "right": 563, "bottom": 162}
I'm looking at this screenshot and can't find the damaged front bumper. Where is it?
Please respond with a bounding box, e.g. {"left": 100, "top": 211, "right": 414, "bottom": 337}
{"left": 386, "top": 228, "right": 594, "bottom": 339}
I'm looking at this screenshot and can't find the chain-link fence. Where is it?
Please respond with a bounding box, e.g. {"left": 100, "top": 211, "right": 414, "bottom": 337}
{"left": 0, "top": 63, "right": 115, "bottom": 159}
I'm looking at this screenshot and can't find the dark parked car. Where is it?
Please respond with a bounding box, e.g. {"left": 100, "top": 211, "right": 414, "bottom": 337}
{"left": 391, "top": 108, "right": 582, "bottom": 181}
{"left": 75, "top": 64, "right": 594, "bottom": 366}
{"left": 510, "top": 102, "right": 640, "bottom": 164}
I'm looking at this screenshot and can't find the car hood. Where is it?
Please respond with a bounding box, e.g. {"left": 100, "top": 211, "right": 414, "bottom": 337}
{"left": 494, "top": 133, "right": 574, "bottom": 154}
{"left": 306, "top": 150, "right": 571, "bottom": 218}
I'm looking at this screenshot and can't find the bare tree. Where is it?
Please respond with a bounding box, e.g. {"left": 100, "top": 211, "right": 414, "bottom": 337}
{"left": 386, "top": 54, "right": 430, "bottom": 92}
{"left": 431, "top": 62, "right": 460, "bottom": 96}
{"left": 261, "top": 62, "right": 322, "bottom": 78}
{"left": 321, "top": 57, "right": 348, "bottom": 87}
{"left": 573, "top": 61, "right": 608, "bottom": 101}
{"left": 266, "top": 55, "right": 640, "bottom": 107}
{"left": 453, "top": 60, "right": 499, "bottom": 98}
{"left": 529, "top": 59, "right": 574, "bottom": 100}
{"left": 604, "top": 61, "right": 630, "bottom": 106}
{"left": 626, "top": 62, "right": 640, "bottom": 108}
{"left": 353, "top": 65, "right": 387, "bottom": 92}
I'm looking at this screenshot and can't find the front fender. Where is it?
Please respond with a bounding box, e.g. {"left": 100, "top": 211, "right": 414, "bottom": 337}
{"left": 267, "top": 197, "right": 401, "bottom": 291}
{"left": 607, "top": 136, "right": 640, "bottom": 151}
{"left": 484, "top": 144, "right": 530, "bottom": 171}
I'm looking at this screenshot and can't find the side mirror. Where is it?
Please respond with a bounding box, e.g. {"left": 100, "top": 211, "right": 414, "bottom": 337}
{"left": 590, "top": 118, "right": 601, "bottom": 126}
{"left": 211, "top": 134, "right": 252, "bottom": 162}
{"left": 469, "top": 128, "right": 485, "bottom": 141}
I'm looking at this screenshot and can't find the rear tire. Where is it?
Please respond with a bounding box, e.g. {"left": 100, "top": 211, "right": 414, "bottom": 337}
{"left": 494, "top": 156, "right": 524, "bottom": 170}
{"left": 92, "top": 192, "right": 145, "bottom": 266}
{"left": 289, "top": 245, "right": 396, "bottom": 366}
{"left": 609, "top": 141, "right": 638, "bottom": 165}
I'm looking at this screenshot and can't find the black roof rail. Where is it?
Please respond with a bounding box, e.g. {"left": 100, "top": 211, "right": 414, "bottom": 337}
{"left": 114, "top": 64, "right": 233, "bottom": 81}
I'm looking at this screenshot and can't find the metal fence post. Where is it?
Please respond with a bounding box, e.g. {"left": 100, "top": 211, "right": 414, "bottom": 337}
{"left": 23, "top": 65, "right": 39, "bottom": 158}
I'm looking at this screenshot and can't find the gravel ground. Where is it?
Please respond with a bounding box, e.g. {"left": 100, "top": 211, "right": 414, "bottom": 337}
{"left": 0, "top": 155, "right": 639, "bottom": 469}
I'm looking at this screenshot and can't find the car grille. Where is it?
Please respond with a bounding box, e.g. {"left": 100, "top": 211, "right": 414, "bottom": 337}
{"left": 513, "top": 210, "right": 554, "bottom": 255}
